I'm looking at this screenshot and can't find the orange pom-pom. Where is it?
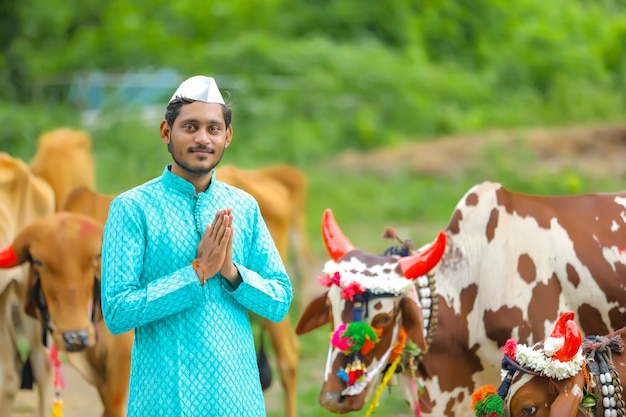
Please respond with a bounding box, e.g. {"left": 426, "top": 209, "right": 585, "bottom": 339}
{"left": 471, "top": 385, "right": 498, "bottom": 408}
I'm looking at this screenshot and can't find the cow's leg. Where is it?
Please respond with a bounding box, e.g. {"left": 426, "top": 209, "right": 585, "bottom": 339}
{"left": 265, "top": 316, "right": 299, "bottom": 417}
{"left": 98, "top": 329, "right": 132, "bottom": 417}
{"left": 0, "top": 287, "right": 21, "bottom": 417}
{"left": 23, "top": 315, "right": 53, "bottom": 417}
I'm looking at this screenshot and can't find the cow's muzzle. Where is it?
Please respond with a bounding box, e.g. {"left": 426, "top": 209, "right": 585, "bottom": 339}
{"left": 62, "top": 330, "right": 90, "bottom": 352}
{"left": 320, "top": 390, "right": 365, "bottom": 414}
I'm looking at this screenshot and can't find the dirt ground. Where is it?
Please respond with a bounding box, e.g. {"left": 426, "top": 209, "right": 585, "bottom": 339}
{"left": 330, "top": 122, "right": 626, "bottom": 178}
{"left": 11, "top": 121, "right": 626, "bottom": 416}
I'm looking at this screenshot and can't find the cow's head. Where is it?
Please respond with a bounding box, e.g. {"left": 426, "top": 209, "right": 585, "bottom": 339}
{"left": 472, "top": 312, "right": 587, "bottom": 417}
{"left": 0, "top": 212, "right": 103, "bottom": 353}
{"left": 296, "top": 208, "right": 446, "bottom": 413}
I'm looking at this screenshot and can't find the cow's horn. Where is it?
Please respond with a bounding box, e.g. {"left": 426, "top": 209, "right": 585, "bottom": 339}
{"left": 550, "top": 311, "right": 582, "bottom": 362}
{"left": 400, "top": 230, "right": 447, "bottom": 279}
{"left": 322, "top": 208, "right": 355, "bottom": 262}
{"left": 0, "top": 246, "right": 18, "bottom": 268}
{"left": 550, "top": 311, "right": 575, "bottom": 339}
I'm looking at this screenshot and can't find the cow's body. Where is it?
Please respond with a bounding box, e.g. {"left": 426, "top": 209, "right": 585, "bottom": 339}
{"left": 298, "top": 181, "right": 626, "bottom": 417}
{"left": 0, "top": 153, "right": 55, "bottom": 417}
{"left": 0, "top": 212, "right": 132, "bottom": 417}
{"left": 416, "top": 181, "right": 626, "bottom": 416}
{"left": 64, "top": 164, "right": 310, "bottom": 417}
{"left": 29, "top": 128, "right": 95, "bottom": 211}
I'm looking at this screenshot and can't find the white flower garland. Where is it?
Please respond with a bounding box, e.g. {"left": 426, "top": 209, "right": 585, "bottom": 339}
{"left": 323, "top": 260, "right": 414, "bottom": 296}
{"left": 514, "top": 337, "right": 584, "bottom": 380}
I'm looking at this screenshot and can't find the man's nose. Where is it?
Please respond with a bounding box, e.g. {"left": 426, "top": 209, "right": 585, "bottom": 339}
{"left": 194, "top": 129, "right": 211, "bottom": 143}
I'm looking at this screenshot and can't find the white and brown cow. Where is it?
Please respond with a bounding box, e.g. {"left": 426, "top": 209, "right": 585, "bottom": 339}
{"left": 295, "top": 208, "right": 446, "bottom": 414}
{"left": 412, "top": 180, "right": 626, "bottom": 416}
{"left": 472, "top": 312, "right": 626, "bottom": 417}
{"left": 298, "top": 180, "right": 626, "bottom": 416}
{"left": 0, "top": 153, "right": 55, "bottom": 417}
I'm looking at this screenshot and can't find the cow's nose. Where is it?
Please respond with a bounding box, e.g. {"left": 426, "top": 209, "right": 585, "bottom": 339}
{"left": 62, "top": 330, "right": 90, "bottom": 352}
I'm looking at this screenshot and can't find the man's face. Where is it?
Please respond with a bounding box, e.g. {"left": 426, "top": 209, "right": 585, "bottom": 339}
{"left": 160, "top": 101, "right": 232, "bottom": 180}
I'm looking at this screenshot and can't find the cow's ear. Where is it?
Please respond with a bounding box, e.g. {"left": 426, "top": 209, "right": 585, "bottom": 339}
{"left": 549, "top": 372, "right": 585, "bottom": 417}
{"left": 400, "top": 297, "right": 428, "bottom": 353}
{"left": 295, "top": 291, "right": 330, "bottom": 335}
{"left": 0, "top": 225, "right": 33, "bottom": 269}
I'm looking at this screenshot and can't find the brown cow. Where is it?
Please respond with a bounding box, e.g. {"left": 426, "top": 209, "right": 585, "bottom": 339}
{"left": 241, "top": 164, "right": 313, "bottom": 293}
{"left": 29, "top": 128, "right": 95, "bottom": 211}
{"left": 0, "top": 212, "right": 132, "bottom": 417}
{"left": 0, "top": 153, "right": 55, "bottom": 417}
{"left": 295, "top": 208, "right": 446, "bottom": 414}
{"left": 472, "top": 312, "right": 626, "bottom": 417}
{"left": 297, "top": 181, "right": 626, "bottom": 416}
{"left": 63, "top": 164, "right": 309, "bottom": 417}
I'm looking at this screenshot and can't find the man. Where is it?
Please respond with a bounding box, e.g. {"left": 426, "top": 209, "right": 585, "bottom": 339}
{"left": 101, "top": 75, "right": 293, "bottom": 416}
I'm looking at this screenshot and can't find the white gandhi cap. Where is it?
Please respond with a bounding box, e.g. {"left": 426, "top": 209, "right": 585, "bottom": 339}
{"left": 168, "top": 75, "right": 225, "bottom": 104}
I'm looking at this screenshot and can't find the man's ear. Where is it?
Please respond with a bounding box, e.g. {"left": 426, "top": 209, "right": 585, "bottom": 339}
{"left": 224, "top": 125, "right": 233, "bottom": 148}
{"left": 160, "top": 120, "right": 171, "bottom": 144}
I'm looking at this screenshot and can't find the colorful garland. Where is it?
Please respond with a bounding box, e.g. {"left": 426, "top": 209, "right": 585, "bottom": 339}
{"left": 318, "top": 260, "right": 414, "bottom": 297}
{"left": 504, "top": 337, "right": 584, "bottom": 380}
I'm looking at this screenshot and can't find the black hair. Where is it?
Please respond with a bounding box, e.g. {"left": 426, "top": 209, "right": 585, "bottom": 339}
{"left": 164, "top": 97, "right": 232, "bottom": 128}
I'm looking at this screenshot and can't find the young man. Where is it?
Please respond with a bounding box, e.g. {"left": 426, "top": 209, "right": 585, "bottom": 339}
{"left": 101, "top": 75, "right": 293, "bottom": 416}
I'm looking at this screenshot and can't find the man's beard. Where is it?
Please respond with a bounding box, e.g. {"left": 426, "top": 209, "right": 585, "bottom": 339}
{"left": 168, "top": 141, "right": 223, "bottom": 176}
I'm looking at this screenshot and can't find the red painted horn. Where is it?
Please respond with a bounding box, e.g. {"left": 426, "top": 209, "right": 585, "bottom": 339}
{"left": 0, "top": 246, "right": 18, "bottom": 268}
{"left": 399, "top": 230, "right": 447, "bottom": 279}
{"left": 550, "top": 311, "right": 575, "bottom": 338}
{"left": 550, "top": 311, "right": 581, "bottom": 362}
{"left": 321, "top": 208, "right": 355, "bottom": 262}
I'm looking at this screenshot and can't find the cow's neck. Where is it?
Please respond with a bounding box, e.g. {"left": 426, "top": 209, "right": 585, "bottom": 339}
{"left": 414, "top": 272, "right": 439, "bottom": 358}
{"left": 66, "top": 349, "right": 105, "bottom": 386}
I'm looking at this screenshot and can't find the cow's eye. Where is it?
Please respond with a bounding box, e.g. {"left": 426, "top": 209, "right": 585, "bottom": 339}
{"left": 371, "top": 315, "right": 393, "bottom": 328}
{"left": 521, "top": 406, "right": 537, "bottom": 416}
{"left": 32, "top": 259, "right": 44, "bottom": 269}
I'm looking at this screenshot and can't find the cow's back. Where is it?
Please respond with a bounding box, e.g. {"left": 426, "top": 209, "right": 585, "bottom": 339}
{"left": 30, "top": 128, "right": 95, "bottom": 211}
{"left": 216, "top": 165, "right": 292, "bottom": 259}
{"left": 63, "top": 186, "right": 115, "bottom": 226}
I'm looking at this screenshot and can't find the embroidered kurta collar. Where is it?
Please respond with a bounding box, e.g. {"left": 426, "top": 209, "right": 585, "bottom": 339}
{"left": 160, "top": 165, "right": 217, "bottom": 197}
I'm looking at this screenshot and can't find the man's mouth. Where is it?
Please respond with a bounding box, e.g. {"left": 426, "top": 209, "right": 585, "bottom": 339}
{"left": 190, "top": 147, "right": 213, "bottom": 154}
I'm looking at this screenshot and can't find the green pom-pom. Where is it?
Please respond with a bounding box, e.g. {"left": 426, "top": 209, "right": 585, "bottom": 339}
{"left": 343, "top": 322, "right": 379, "bottom": 353}
{"left": 473, "top": 393, "right": 506, "bottom": 417}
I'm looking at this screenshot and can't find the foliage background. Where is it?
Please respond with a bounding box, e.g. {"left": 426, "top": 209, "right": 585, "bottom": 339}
{"left": 2, "top": 0, "right": 626, "bottom": 415}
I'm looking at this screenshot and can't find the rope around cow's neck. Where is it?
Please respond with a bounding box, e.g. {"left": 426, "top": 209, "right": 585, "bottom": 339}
{"left": 50, "top": 346, "right": 65, "bottom": 417}
{"left": 364, "top": 354, "right": 403, "bottom": 417}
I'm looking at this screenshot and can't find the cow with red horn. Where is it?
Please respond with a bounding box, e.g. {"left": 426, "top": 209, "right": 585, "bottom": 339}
{"left": 296, "top": 208, "right": 446, "bottom": 414}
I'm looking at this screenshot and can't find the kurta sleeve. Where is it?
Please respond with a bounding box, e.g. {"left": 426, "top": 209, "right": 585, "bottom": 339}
{"left": 220, "top": 201, "right": 293, "bottom": 323}
{"left": 101, "top": 196, "right": 204, "bottom": 335}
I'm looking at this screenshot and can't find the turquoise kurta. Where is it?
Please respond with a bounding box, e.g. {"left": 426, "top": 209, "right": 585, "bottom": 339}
{"left": 101, "top": 166, "right": 293, "bottom": 417}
